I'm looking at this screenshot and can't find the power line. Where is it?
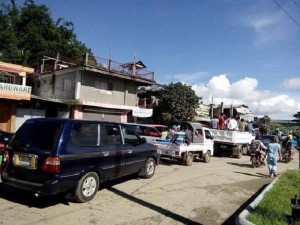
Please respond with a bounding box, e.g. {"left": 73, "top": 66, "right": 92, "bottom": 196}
{"left": 292, "top": 0, "right": 300, "bottom": 8}
{"left": 272, "top": 0, "right": 300, "bottom": 28}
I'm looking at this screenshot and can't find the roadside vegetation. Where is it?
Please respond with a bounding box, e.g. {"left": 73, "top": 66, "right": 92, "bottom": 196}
{"left": 247, "top": 169, "right": 300, "bottom": 225}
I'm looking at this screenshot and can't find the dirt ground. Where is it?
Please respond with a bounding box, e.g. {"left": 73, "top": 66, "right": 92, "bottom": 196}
{"left": 0, "top": 151, "right": 298, "bottom": 225}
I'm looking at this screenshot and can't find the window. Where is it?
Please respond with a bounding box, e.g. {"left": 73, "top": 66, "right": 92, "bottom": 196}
{"left": 95, "top": 81, "right": 113, "bottom": 95}
{"left": 11, "top": 120, "right": 63, "bottom": 151}
{"left": 63, "top": 78, "right": 72, "bottom": 91}
{"left": 100, "top": 125, "right": 122, "bottom": 146}
{"left": 0, "top": 74, "right": 13, "bottom": 84}
{"left": 121, "top": 125, "right": 140, "bottom": 144}
{"left": 71, "top": 123, "right": 99, "bottom": 146}
{"left": 205, "top": 130, "right": 212, "bottom": 139}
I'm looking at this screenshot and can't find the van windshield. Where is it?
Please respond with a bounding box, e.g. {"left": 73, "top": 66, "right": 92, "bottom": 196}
{"left": 10, "top": 120, "right": 63, "bottom": 151}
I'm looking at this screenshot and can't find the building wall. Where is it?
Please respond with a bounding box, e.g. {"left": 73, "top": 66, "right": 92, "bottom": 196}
{"left": 80, "top": 72, "right": 137, "bottom": 106}
{"left": 33, "top": 71, "right": 76, "bottom": 100}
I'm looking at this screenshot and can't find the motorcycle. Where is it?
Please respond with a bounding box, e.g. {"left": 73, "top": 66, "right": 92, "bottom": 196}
{"left": 250, "top": 150, "right": 265, "bottom": 168}
{"left": 282, "top": 149, "right": 292, "bottom": 163}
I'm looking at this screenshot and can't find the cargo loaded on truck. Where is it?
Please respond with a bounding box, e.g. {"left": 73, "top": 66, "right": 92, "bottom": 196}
{"left": 210, "top": 129, "right": 254, "bottom": 158}
{"left": 153, "top": 122, "right": 214, "bottom": 166}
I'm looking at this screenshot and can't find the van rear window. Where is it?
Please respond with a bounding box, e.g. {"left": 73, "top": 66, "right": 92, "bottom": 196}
{"left": 11, "top": 120, "right": 63, "bottom": 151}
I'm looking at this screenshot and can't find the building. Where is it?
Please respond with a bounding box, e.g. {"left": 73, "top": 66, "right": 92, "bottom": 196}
{"left": 0, "top": 61, "right": 34, "bottom": 132}
{"left": 32, "top": 53, "right": 157, "bottom": 123}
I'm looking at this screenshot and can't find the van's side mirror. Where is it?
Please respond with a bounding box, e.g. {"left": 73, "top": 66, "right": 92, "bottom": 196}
{"left": 140, "top": 137, "right": 147, "bottom": 144}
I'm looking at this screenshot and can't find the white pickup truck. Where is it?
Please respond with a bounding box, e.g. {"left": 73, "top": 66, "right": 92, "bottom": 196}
{"left": 153, "top": 122, "right": 214, "bottom": 166}
{"left": 209, "top": 129, "right": 254, "bottom": 158}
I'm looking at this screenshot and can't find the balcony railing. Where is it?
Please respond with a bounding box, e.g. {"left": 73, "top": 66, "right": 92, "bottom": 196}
{"left": 39, "top": 53, "right": 155, "bottom": 82}
{"left": 86, "top": 54, "right": 155, "bottom": 81}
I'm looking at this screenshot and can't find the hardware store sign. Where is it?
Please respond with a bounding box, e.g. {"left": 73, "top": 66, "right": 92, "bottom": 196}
{"left": 0, "top": 83, "right": 31, "bottom": 100}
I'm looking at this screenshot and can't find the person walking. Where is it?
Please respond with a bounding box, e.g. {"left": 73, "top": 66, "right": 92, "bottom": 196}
{"left": 266, "top": 136, "right": 281, "bottom": 177}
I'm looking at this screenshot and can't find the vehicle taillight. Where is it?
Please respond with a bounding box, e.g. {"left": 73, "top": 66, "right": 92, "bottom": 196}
{"left": 3, "top": 151, "right": 10, "bottom": 165}
{"left": 41, "top": 157, "right": 60, "bottom": 173}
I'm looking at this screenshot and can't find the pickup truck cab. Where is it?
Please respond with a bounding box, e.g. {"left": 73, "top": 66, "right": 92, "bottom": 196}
{"left": 2, "top": 118, "right": 159, "bottom": 203}
{"left": 153, "top": 122, "right": 214, "bottom": 166}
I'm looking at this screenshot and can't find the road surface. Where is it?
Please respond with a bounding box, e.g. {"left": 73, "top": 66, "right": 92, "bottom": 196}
{"left": 0, "top": 152, "right": 298, "bottom": 225}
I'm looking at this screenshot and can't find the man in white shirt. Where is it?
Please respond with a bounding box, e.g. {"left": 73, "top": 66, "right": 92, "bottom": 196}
{"left": 227, "top": 116, "right": 238, "bottom": 131}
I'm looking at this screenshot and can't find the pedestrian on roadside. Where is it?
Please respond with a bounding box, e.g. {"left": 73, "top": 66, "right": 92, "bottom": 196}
{"left": 265, "top": 136, "right": 281, "bottom": 177}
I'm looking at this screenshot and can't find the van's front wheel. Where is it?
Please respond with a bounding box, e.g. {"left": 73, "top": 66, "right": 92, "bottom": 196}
{"left": 75, "top": 172, "right": 99, "bottom": 203}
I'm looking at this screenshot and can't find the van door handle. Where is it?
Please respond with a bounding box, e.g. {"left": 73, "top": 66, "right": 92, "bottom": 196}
{"left": 102, "top": 151, "right": 109, "bottom": 156}
{"left": 127, "top": 150, "right": 133, "bottom": 154}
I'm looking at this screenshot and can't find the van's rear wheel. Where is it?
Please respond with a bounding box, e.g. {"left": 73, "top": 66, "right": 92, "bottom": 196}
{"left": 75, "top": 172, "right": 99, "bottom": 203}
{"left": 139, "top": 158, "right": 156, "bottom": 178}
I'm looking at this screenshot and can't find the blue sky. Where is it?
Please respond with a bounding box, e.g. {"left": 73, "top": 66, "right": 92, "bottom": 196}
{"left": 30, "top": 0, "right": 300, "bottom": 119}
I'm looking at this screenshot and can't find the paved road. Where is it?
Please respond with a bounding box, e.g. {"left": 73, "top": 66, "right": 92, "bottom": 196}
{"left": 0, "top": 152, "right": 298, "bottom": 225}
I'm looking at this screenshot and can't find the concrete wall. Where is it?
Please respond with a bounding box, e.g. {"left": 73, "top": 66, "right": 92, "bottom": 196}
{"left": 33, "top": 71, "right": 76, "bottom": 100}
{"left": 80, "top": 72, "right": 137, "bottom": 106}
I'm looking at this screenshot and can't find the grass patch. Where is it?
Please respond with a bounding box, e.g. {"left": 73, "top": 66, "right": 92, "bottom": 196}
{"left": 247, "top": 169, "right": 300, "bottom": 225}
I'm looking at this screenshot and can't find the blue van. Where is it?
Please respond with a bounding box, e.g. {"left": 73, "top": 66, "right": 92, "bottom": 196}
{"left": 2, "top": 118, "right": 159, "bottom": 203}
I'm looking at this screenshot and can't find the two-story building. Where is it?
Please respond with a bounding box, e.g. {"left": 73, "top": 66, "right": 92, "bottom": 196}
{"left": 32, "top": 53, "right": 157, "bottom": 123}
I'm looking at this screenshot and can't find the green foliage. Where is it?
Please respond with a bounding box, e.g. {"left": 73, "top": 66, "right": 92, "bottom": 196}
{"left": 255, "top": 115, "right": 271, "bottom": 125}
{"left": 0, "top": 0, "right": 90, "bottom": 66}
{"left": 247, "top": 170, "right": 300, "bottom": 225}
{"left": 293, "top": 111, "right": 300, "bottom": 121}
{"left": 153, "top": 82, "right": 200, "bottom": 124}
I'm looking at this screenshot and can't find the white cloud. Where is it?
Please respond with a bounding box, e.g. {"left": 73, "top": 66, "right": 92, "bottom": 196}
{"left": 282, "top": 77, "right": 300, "bottom": 89}
{"left": 191, "top": 74, "right": 300, "bottom": 119}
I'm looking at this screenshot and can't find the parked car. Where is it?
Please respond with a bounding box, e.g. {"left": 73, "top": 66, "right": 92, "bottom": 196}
{"left": 126, "top": 123, "right": 169, "bottom": 144}
{"left": 0, "top": 130, "right": 13, "bottom": 173}
{"left": 0, "top": 129, "right": 13, "bottom": 149}
{"left": 1, "top": 118, "right": 159, "bottom": 203}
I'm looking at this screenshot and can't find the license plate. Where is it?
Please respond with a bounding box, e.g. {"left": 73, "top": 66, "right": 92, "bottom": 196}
{"left": 220, "top": 145, "right": 227, "bottom": 149}
{"left": 13, "top": 153, "right": 37, "bottom": 169}
{"left": 19, "top": 156, "right": 31, "bottom": 166}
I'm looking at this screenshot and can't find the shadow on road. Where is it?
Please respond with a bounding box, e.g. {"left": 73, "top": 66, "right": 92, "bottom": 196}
{"left": 107, "top": 186, "right": 203, "bottom": 225}
{"left": 233, "top": 171, "right": 265, "bottom": 178}
{"left": 0, "top": 183, "right": 70, "bottom": 208}
{"left": 227, "top": 162, "right": 253, "bottom": 168}
{"left": 222, "top": 184, "right": 269, "bottom": 225}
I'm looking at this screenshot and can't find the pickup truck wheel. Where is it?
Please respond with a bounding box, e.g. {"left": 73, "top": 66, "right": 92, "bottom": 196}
{"left": 75, "top": 172, "right": 99, "bottom": 203}
{"left": 203, "top": 151, "right": 211, "bottom": 163}
{"left": 236, "top": 147, "right": 242, "bottom": 159}
{"left": 242, "top": 146, "right": 248, "bottom": 155}
{"left": 139, "top": 158, "right": 156, "bottom": 179}
{"left": 184, "top": 153, "right": 193, "bottom": 166}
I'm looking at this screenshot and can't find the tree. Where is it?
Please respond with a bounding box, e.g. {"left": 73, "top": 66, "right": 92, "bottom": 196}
{"left": 153, "top": 82, "right": 200, "bottom": 125}
{"left": 0, "top": 0, "right": 90, "bottom": 66}
{"left": 293, "top": 111, "right": 300, "bottom": 122}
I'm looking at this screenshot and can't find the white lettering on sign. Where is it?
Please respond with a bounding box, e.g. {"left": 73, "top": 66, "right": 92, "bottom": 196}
{"left": 132, "top": 107, "right": 153, "bottom": 118}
